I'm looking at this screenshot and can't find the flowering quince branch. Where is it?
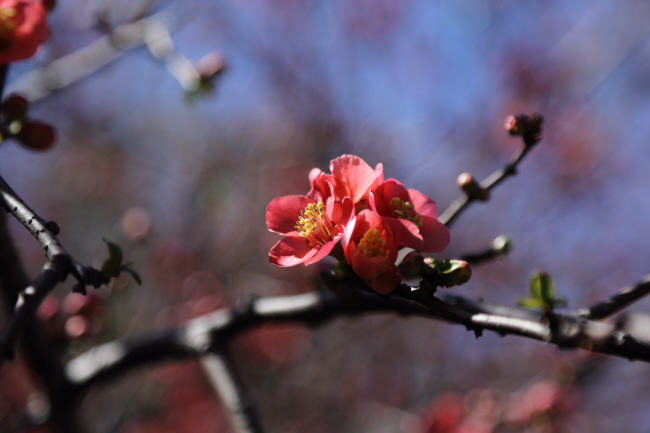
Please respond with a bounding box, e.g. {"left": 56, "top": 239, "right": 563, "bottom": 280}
{"left": 267, "top": 154, "right": 450, "bottom": 294}
{"left": 438, "top": 114, "right": 544, "bottom": 228}
{"left": 65, "top": 270, "right": 650, "bottom": 399}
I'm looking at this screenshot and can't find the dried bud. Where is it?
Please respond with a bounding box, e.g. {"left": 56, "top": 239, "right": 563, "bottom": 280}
{"left": 15, "top": 120, "right": 56, "bottom": 151}
{"left": 504, "top": 113, "right": 544, "bottom": 146}
{"left": 399, "top": 251, "right": 424, "bottom": 279}
{"left": 440, "top": 260, "right": 472, "bottom": 288}
{"left": 1, "top": 94, "right": 29, "bottom": 123}
{"left": 457, "top": 172, "right": 489, "bottom": 201}
{"left": 196, "top": 51, "right": 227, "bottom": 79}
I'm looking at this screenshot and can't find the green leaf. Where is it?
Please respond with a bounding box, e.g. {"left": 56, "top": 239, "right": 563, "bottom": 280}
{"left": 539, "top": 273, "right": 555, "bottom": 303}
{"left": 121, "top": 267, "right": 142, "bottom": 286}
{"left": 530, "top": 272, "right": 555, "bottom": 301}
{"left": 517, "top": 297, "right": 546, "bottom": 309}
{"left": 101, "top": 259, "right": 121, "bottom": 279}
{"left": 103, "top": 239, "right": 123, "bottom": 265}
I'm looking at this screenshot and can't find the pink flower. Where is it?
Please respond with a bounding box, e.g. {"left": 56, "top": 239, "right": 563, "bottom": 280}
{"left": 308, "top": 154, "right": 384, "bottom": 213}
{"left": 267, "top": 194, "right": 353, "bottom": 267}
{"left": 342, "top": 210, "right": 400, "bottom": 292}
{"left": 0, "top": 0, "right": 49, "bottom": 64}
{"left": 370, "top": 178, "right": 450, "bottom": 253}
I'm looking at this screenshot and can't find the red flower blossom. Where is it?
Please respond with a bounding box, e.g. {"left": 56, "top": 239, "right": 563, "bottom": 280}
{"left": 0, "top": 0, "right": 49, "bottom": 64}
{"left": 267, "top": 194, "right": 353, "bottom": 267}
{"left": 370, "top": 178, "right": 450, "bottom": 253}
{"left": 342, "top": 210, "right": 399, "bottom": 292}
{"left": 308, "top": 154, "right": 384, "bottom": 212}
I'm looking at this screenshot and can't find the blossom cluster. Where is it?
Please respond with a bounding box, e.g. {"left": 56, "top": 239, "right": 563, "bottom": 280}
{"left": 266, "top": 155, "right": 450, "bottom": 294}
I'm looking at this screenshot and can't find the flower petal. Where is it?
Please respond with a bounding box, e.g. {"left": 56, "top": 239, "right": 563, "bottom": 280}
{"left": 419, "top": 215, "right": 450, "bottom": 253}
{"left": 330, "top": 155, "right": 381, "bottom": 204}
{"left": 304, "top": 237, "right": 339, "bottom": 265}
{"left": 382, "top": 217, "right": 424, "bottom": 250}
{"left": 407, "top": 188, "right": 438, "bottom": 218}
{"left": 266, "top": 195, "right": 312, "bottom": 235}
{"left": 269, "top": 237, "right": 317, "bottom": 267}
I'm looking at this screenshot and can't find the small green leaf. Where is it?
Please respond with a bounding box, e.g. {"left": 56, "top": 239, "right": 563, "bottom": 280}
{"left": 539, "top": 273, "right": 555, "bottom": 303}
{"left": 102, "top": 239, "right": 123, "bottom": 265}
{"left": 530, "top": 272, "right": 554, "bottom": 301}
{"left": 101, "top": 259, "right": 121, "bottom": 279}
{"left": 517, "top": 297, "right": 546, "bottom": 309}
{"left": 121, "top": 267, "right": 142, "bottom": 286}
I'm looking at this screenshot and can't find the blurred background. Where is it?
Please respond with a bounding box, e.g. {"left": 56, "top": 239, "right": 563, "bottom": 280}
{"left": 2, "top": 0, "right": 650, "bottom": 432}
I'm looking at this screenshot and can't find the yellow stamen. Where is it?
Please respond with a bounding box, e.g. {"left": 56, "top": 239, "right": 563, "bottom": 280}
{"left": 295, "top": 202, "right": 335, "bottom": 248}
{"left": 357, "top": 228, "right": 389, "bottom": 258}
{"left": 390, "top": 197, "right": 423, "bottom": 228}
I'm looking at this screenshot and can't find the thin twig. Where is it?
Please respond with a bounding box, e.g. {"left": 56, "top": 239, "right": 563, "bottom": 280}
{"left": 6, "top": 11, "right": 179, "bottom": 102}
{"left": 573, "top": 274, "right": 650, "bottom": 320}
{"left": 201, "top": 345, "right": 265, "bottom": 433}
{"left": 438, "top": 143, "right": 537, "bottom": 228}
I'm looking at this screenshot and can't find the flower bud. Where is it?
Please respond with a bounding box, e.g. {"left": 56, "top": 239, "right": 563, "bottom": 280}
{"left": 371, "top": 265, "right": 402, "bottom": 294}
{"left": 1, "top": 94, "right": 29, "bottom": 122}
{"left": 196, "top": 51, "right": 227, "bottom": 79}
{"left": 491, "top": 234, "right": 512, "bottom": 256}
{"left": 504, "top": 114, "right": 528, "bottom": 135}
{"left": 15, "top": 120, "right": 56, "bottom": 151}
{"left": 440, "top": 260, "right": 472, "bottom": 288}
{"left": 457, "top": 172, "right": 489, "bottom": 201}
{"left": 399, "top": 251, "right": 424, "bottom": 279}
{"left": 504, "top": 113, "right": 544, "bottom": 146}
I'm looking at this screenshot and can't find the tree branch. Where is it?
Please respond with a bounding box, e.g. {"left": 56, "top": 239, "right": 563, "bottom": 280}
{"left": 201, "top": 345, "right": 265, "bottom": 433}
{"left": 0, "top": 175, "right": 108, "bottom": 361}
{"left": 438, "top": 139, "right": 538, "bottom": 228}
{"left": 573, "top": 274, "right": 650, "bottom": 320}
{"left": 6, "top": 11, "right": 180, "bottom": 102}
{"left": 67, "top": 270, "right": 650, "bottom": 400}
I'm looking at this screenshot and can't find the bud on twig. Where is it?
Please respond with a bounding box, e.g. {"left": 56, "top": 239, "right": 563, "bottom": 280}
{"left": 399, "top": 251, "right": 424, "bottom": 280}
{"left": 457, "top": 172, "right": 490, "bottom": 201}
{"left": 504, "top": 113, "right": 544, "bottom": 146}
{"left": 491, "top": 234, "right": 512, "bottom": 256}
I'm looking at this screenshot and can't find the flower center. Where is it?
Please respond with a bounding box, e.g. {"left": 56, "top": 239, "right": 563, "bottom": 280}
{"left": 295, "top": 202, "right": 335, "bottom": 248}
{"left": 390, "top": 197, "right": 423, "bottom": 228}
{"left": 357, "top": 228, "right": 389, "bottom": 258}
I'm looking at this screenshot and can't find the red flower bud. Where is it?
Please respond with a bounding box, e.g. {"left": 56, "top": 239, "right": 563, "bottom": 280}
{"left": 1, "top": 93, "right": 28, "bottom": 122}
{"left": 15, "top": 120, "right": 56, "bottom": 151}
{"left": 457, "top": 172, "right": 489, "bottom": 201}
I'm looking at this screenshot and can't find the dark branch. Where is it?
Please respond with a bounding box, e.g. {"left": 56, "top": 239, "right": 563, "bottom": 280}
{"left": 0, "top": 262, "right": 64, "bottom": 361}
{"left": 67, "top": 272, "right": 650, "bottom": 394}
{"left": 201, "top": 345, "right": 266, "bottom": 433}
{"left": 573, "top": 274, "right": 650, "bottom": 320}
{"left": 0, "top": 175, "right": 108, "bottom": 361}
